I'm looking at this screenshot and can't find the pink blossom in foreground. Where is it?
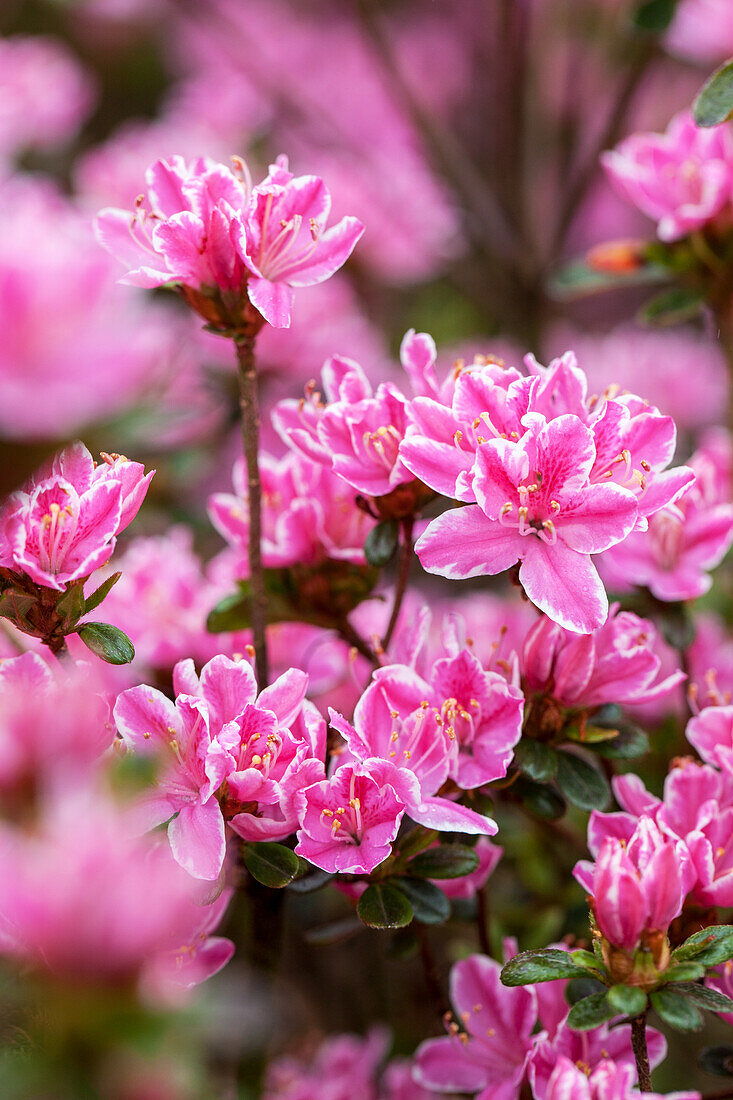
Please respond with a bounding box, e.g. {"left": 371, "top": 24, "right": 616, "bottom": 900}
{"left": 574, "top": 817, "right": 686, "bottom": 950}
{"left": 414, "top": 953, "right": 662, "bottom": 1100}
{"left": 328, "top": 657, "right": 513, "bottom": 835}
{"left": 416, "top": 414, "right": 638, "bottom": 633}
{"left": 95, "top": 153, "right": 363, "bottom": 328}
{"left": 208, "top": 450, "right": 376, "bottom": 570}
{"left": 521, "top": 605, "right": 685, "bottom": 710}
{"left": 601, "top": 110, "right": 733, "bottom": 242}
{"left": 263, "top": 1026, "right": 389, "bottom": 1100}
{"left": 0, "top": 441, "right": 153, "bottom": 591}
{"left": 0, "top": 790, "right": 231, "bottom": 988}
{"left": 687, "top": 705, "right": 733, "bottom": 773}
{"left": 401, "top": 348, "right": 693, "bottom": 527}
{"left": 115, "top": 655, "right": 322, "bottom": 878}
{"left": 706, "top": 961, "right": 733, "bottom": 1027}
{"left": 544, "top": 1057, "right": 697, "bottom": 1100}
{"left": 0, "top": 37, "right": 94, "bottom": 165}
{"left": 273, "top": 331, "right": 448, "bottom": 498}
{"left": 295, "top": 759, "right": 405, "bottom": 874}
{"left": 600, "top": 435, "right": 733, "bottom": 602}
{"left": 139, "top": 889, "right": 235, "bottom": 1004}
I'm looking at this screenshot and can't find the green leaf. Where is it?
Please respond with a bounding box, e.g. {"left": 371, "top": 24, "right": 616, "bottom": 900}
{"left": 694, "top": 59, "right": 733, "bottom": 128}
{"left": 566, "top": 977, "right": 607, "bottom": 1004}
{"left": 357, "top": 882, "right": 413, "bottom": 930}
{"left": 565, "top": 725, "right": 620, "bottom": 745}
{"left": 607, "top": 984, "right": 648, "bottom": 1016}
{"left": 55, "top": 582, "right": 86, "bottom": 628}
{"left": 407, "top": 844, "right": 480, "bottom": 880}
{"left": 672, "top": 982, "right": 733, "bottom": 1013}
{"left": 76, "top": 622, "right": 135, "bottom": 665}
{"left": 242, "top": 842, "right": 300, "bottom": 888}
{"left": 650, "top": 988, "right": 704, "bottom": 1031}
{"left": 514, "top": 739, "right": 558, "bottom": 782}
{"left": 637, "top": 287, "right": 703, "bottom": 327}
{"left": 286, "top": 868, "right": 335, "bottom": 894}
{"left": 0, "top": 589, "right": 37, "bottom": 627}
{"left": 393, "top": 877, "right": 451, "bottom": 925}
{"left": 593, "top": 725, "right": 650, "bottom": 760}
{"left": 663, "top": 962, "right": 706, "bottom": 983}
{"left": 556, "top": 751, "right": 610, "bottom": 811}
{"left": 84, "top": 572, "right": 122, "bottom": 614}
{"left": 699, "top": 1045, "right": 733, "bottom": 1077}
{"left": 633, "top": 0, "right": 679, "bottom": 33}
{"left": 364, "top": 520, "right": 399, "bottom": 567}
{"left": 548, "top": 259, "right": 666, "bottom": 301}
{"left": 207, "top": 586, "right": 252, "bottom": 633}
{"left": 518, "top": 777, "right": 566, "bottom": 820}
{"left": 673, "top": 925, "right": 733, "bottom": 965}
{"left": 501, "top": 949, "right": 588, "bottom": 986}
{"left": 569, "top": 949, "right": 606, "bottom": 975}
{"left": 566, "top": 992, "right": 615, "bottom": 1031}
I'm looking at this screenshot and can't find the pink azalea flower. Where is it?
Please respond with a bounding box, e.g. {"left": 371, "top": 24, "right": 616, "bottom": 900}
{"left": 521, "top": 605, "right": 685, "bottom": 710}
{"left": 600, "top": 436, "right": 733, "bottom": 602}
{"left": 687, "top": 612, "right": 733, "bottom": 712}
{"left": 115, "top": 654, "right": 322, "bottom": 878}
{"left": 264, "top": 1026, "right": 389, "bottom": 1100}
{"left": 706, "top": 960, "right": 733, "bottom": 1027}
{"left": 380, "top": 1059, "right": 434, "bottom": 1100}
{"left": 437, "top": 837, "right": 503, "bottom": 901}
{"left": 544, "top": 1057, "right": 697, "bottom": 1100}
{"left": 415, "top": 414, "right": 639, "bottom": 633}
{"left": 208, "top": 450, "right": 376, "bottom": 570}
{"left": 574, "top": 817, "right": 686, "bottom": 951}
{"left": 0, "top": 441, "right": 153, "bottom": 591}
{"left": 95, "top": 153, "right": 363, "bottom": 329}
{"left": 665, "top": 0, "right": 733, "bottom": 64}
{"left": 273, "top": 331, "right": 448, "bottom": 498}
{"left": 328, "top": 653, "right": 516, "bottom": 834}
{"left": 139, "top": 889, "right": 235, "bottom": 1004}
{"left": 414, "top": 955, "right": 536, "bottom": 1099}
{"left": 0, "top": 789, "right": 228, "bottom": 987}
{"left": 234, "top": 155, "right": 364, "bottom": 328}
{"left": 294, "top": 759, "right": 406, "bottom": 875}
{"left": 687, "top": 705, "right": 733, "bottom": 772}
{"left": 601, "top": 110, "right": 733, "bottom": 242}
{"left": 530, "top": 1023, "right": 666, "bottom": 1100}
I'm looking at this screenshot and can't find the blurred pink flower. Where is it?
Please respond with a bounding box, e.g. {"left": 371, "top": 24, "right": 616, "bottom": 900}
{"left": 544, "top": 1057, "right": 697, "bottom": 1100}
{"left": 602, "top": 110, "right": 733, "bottom": 242}
{"left": 264, "top": 1027, "right": 389, "bottom": 1100}
{"left": 0, "top": 441, "right": 153, "bottom": 591}
{"left": 666, "top": 0, "right": 733, "bottom": 64}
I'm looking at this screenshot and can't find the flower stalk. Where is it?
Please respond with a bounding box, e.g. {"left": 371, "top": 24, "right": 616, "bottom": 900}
{"left": 630, "top": 1012, "right": 652, "bottom": 1092}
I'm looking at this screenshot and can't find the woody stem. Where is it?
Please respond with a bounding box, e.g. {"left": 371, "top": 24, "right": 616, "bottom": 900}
{"left": 234, "top": 333, "right": 269, "bottom": 688}
{"left": 631, "top": 1012, "right": 652, "bottom": 1091}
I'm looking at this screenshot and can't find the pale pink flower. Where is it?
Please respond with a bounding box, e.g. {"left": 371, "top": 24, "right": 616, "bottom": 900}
{"left": 530, "top": 1023, "right": 667, "bottom": 1100}
{"left": 706, "top": 961, "right": 733, "bottom": 1027}
{"left": 601, "top": 110, "right": 733, "bottom": 242}
{"left": 234, "top": 155, "right": 364, "bottom": 328}
{"left": 687, "top": 612, "right": 733, "bottom": 712}
{"left": 208, "top": 450, "right": 376, "bottom": 570}
{"left": 416, "top": 414, "right": 638, "bottom": 633}
{"left": 139, "top": 889, "right": 235, "bottom": 1004}
{"left": 574, "top": 817, "right": 686, "bottom": 951}
{"left": 521, "top": 605, "right": 685, "bottom": 710}
{"left": 0, "top": 37, "right": 94, "bottom": 165}
{"left": 0, "top": 789, "right": 229, "bottom": 987}
{"left": 0, "top": 441, "right": 153, "bottom": 591}
{"left": 666, "top": 0, "right": 733, "bottom": 64}
{"left": 264, "top": 1026, "right": 389, "bottom": 1100}
{"left": 380, "top": 1059, "right": 434, "bottom": 1100}
{"left": 600, "top": 436, "right": 733, "bottom": 602}
{"left": 294, "top": 759, "right": 405, "bottom": 875}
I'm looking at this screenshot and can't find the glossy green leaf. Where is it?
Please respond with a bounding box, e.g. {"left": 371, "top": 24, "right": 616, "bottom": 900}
{"left": 650, "top": 988, "right": 704, "bottom": 1031}
{"left": 673, "top": 925, "right": 733, "bottom": 965}
{"left": 407, "top": 845, "right": 480, "bottom": 880}
{"left": 514, "top": 739, "right": 558, "bottom": 782}
{"left": 694, "top": 60, "right": 733, "bottom": 128}
{"left": 501, "top": 949, "right": 588, "bottom": 986}
{"left": 357, "top": 882, "right": 413, "bottom": 930}
{"left": 672, "top": 982, "right": 733, "bottom": 1013}
{"left": 393, "top": 877, "right": 451, "bottom": 925}
{"left": 242, "top": 842, "right": 300, "bottom": 888}
{"left": 556, "top": 751, "right": 610, "bottom": 811}
{"left": 84, "top": 572, "right": 122, "bottom": 615}
{"left": 76, "top": 622, "right": 135, "bottom": 665}
{"left": 364, "top": 520, "right": 400, "bottom": 567}
{"left": 607, "top": 984, "right": 648, "bottom": 1016}
{"left": 566, "top": 992, "right": 614, "bottom": 1031}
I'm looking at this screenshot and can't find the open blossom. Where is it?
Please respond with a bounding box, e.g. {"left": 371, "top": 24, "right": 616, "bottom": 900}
{"left": 601, "top": 110, "right": 733, "bottom": 242}
{"left": 209, "top": 450, "right": 376, "bottom": 570}
{"left": 687, "top": 704, "right": 733, "bottom": 773}
{"left": 401, "top": 348, "right": 693, "bottom": 527}
{"left": 295, "top": 758, "right": 405, "bottom": 875}
{"left": 95, "top": 153, "right": 363, "bottom": 328}
{"left": 414, "top": 953, "right": 664, "bottom": 1100}
{"left": 264, "top": 1026, "right": 389, "bottom": 1100}
{"left": 575, "top": 817, "right": 686, "bottom": 951}
{"left": 328, "top": 652, "right": 515, "bottom": 835}
{"left": 416, "top": 414, "right": 638, "bottom": 633}
{"left": 273, "top": 331, "right": 448, "bottom": 498}
{"left": 0, "top": 788, "right": 232, "bottom": 988}
{"left": 0, "top": 441, "right": 153, "bottom": 591}
{"left": 600, "top": 435, "right": 733, "bottom": 602}
{"left": 139, "top": 889, "right": 235, "bottom": 1004}
{"left": 522, "top": 605, "right": 685, "bottom": 710}
{"left": 544, "top": 1057, "right": 697, "bottom": 1100}
{"left": 114, "top": 654, "right": 323, "bottom": 879}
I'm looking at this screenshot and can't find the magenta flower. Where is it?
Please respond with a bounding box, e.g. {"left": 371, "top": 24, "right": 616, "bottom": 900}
{"left": 96, "top": 153, "right": 363, "bottom": 329}
{"left": 687, "top": 705, "right": 733, "bottom": 772}
{"left": 575, "top": 817, "right": 686, "bottom": 951}
{"left": 416, "top": 415, "right": 638, "bottom": 633}
{"left": 601, "top": 436, "right": 733, "bottom": 602}
{"left": 139, "top": 889, "right": 235, "bottom": 1004}
{"left": 264, "top": 1026, "right": 389, "bottom": 1100}
{"left": 294, "top": 759, "right": 405, "bottom": 875}
{"left": 544, "top": 1057, "right": 697, "bottom": 1100}
{"left": 601, "top": 110, "right": 733, "bottom": 241}
{"left": 234, "top": 155, "right": 364, "bottom": 328}
{"left": 521, "top": 605, "right": 685, "bottom": 710}
{"left": 0, "top": 441, "right": 153, "bottom": 591}
{"left": 274, "top": 330, "right": 445, "bottom": 498}
{"left": 209, "top": 450, "right": 376, "bottom": 570}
